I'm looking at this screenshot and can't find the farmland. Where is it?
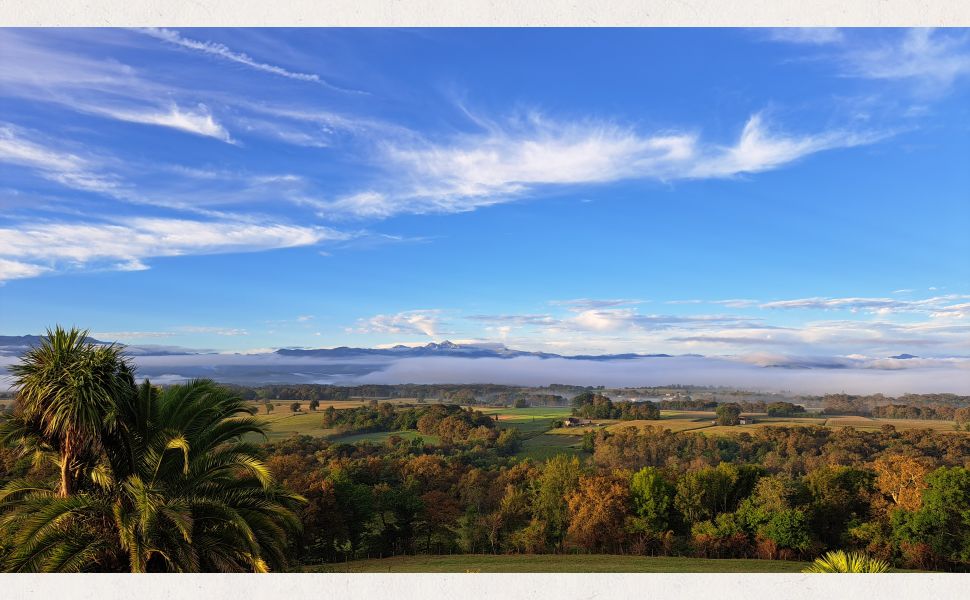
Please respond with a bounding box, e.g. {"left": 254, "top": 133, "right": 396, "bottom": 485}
{"left": 251, "top": 401, "right": 968, "bottom": 452}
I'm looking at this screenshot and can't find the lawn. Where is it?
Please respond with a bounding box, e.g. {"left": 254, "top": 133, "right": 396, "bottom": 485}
{"left": 301, "top": 554, "right": 811, "bottom": 573}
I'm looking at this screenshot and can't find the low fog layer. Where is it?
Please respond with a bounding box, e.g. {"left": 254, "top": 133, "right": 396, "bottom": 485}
{"left": 354, "top": 355, "right": 970, "bottom": 395}
{"left": 3, "top": 351, "right": 968, "bottom": 395}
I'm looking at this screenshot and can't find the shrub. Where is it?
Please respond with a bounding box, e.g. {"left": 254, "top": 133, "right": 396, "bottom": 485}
{"left": 803, "top": 550, "right": 891, "bottom": 573}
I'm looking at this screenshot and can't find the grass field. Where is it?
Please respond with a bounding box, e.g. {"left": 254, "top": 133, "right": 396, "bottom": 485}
{"left": 252, "top": 403, "right": 967, "bottom": 452}
{"left": 301, "top": 554, "right": 811, "bottom": 573}
{"left": 244, "top": 410, "right": 332, "bottom": 442}
{"left": 823, "top": 416, "right": 964, "bottom": 432}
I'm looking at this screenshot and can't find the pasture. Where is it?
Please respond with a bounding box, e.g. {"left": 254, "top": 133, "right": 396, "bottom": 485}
{"left": 251, "top": 402, "right": 968, "bottom": 453}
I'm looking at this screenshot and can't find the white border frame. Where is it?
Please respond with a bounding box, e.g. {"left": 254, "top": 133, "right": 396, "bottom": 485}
{"left": 1, "top": 2, "right": 968, "bottom": 598}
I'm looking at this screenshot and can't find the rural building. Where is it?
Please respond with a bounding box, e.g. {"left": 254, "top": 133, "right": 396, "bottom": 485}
{"left": 563, "top": 417, "right": 593, "bottom": 427}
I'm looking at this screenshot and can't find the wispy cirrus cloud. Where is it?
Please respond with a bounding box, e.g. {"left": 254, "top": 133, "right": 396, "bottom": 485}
{"left": 0, "top": 30, "right": 235, "bottom": 142}
{"left": 134, "top": 28, "right": 366, "bottom": 94}
{"left": 758, "top": 294, "right": 970, "bottom": 316}
{"left": 314, "top": 112, "right": 887, "bottom": 219}
{"left": 90, "top": 103, "right": 233, "bottom": 143}
{"left": 765, "top": 28, "right": 845, "bottom": 45}
{"left": 0, "top": 123, "right": 123, "bottom": 195}
{"left": 550, "top": 298, "right": 644, "bottom": 311}
{"left": 91, "top": 331, "right": 176, "bottom": 339}
{"left": 842, "top": 28, "right": 970, "bottom": 95}
{"left": 177, "top": 326, "right": 249, "bottom": 336}
{"left": 0, "top": 218, "right": 346, "bottom": 281}
{"left": 767, "top": 28, "right": 970, "bottom": 97}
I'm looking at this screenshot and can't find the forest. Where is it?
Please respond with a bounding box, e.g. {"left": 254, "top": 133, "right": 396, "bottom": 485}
{"left": 261, "top": 421, "right": 970, "bottom": 571}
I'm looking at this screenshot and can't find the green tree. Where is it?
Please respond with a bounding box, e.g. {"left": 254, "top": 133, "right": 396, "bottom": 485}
{"left": 891, "top": 467, "right": 970, "bottom": 566}
{"left": 308, "top": 399, "right": 320, "bottom": 411}
{"left": 715, "top": 403, "right": 742, "bottom": 426}
{"left": 629, "top": 467, "right": 675, "bottom": 532}
{"left": 532, "top": 454, "right": 581, "bottom": 551}
{"left": 0, "top": 371, "right": 302, "bottom": 572}
{"left": 6, "top": 326, "right": 134, "bottom": 498}
{"left": 760, "top": 508, "right": 812, "bottom": 556}
{"left": 290, "top": 402, "right": 301, "bottom": 413}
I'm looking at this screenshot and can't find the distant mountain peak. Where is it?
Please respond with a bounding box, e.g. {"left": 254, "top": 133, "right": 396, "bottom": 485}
{"left": 890, "top": 353, "right": 919, "bottom": 360}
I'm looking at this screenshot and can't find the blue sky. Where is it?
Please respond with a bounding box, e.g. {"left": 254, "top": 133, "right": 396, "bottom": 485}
{"left": 1, "top": 27, "right": 969, "bottom": 361}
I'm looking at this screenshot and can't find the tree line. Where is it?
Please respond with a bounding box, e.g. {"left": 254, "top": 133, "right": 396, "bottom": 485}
{"left": 262, "top": 422, "right": 970, "bottom": 571}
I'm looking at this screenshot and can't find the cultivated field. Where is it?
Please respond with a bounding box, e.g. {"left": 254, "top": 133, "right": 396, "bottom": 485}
{"left": 301, "top": 554, "right": 811, "bottom": 573}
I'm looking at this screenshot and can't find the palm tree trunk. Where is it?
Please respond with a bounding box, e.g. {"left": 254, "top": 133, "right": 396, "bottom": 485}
{"left": 60, "top": 429, "right": 74, "bottom": 497}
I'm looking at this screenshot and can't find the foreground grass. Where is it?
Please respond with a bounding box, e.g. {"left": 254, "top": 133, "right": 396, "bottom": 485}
{"left": 301, "top": 554, "right": 811, "bottom": 573}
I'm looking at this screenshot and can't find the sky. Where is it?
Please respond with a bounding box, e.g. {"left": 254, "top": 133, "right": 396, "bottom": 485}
{"left": 1, "top": 28, "right": 969, "bottom": 371}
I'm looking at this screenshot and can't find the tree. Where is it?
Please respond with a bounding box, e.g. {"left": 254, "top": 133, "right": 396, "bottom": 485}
{"left": 766, "top": 402, "right": 805, "bottom": 417}
{"left": 495, "top": 428, "right": 522, "bottom": 456}
{"left": 290, "top": 402, "right": 301, "bottom": 413}
{"left": 873, "top": 455, "right": 929, "bottom": 511}
{"left": 264, "top": 400, "right": 275, "bottom": 414}
{"left": 532, "top": 454, "right": 581, "bottom": 551}
{"left": 0, "top": 378, "right": 302, "bottom": 572}
{"left": 629, "top": 467, "right": 675, "bottom": 532}
{"left": 715, "top": 403, "right": 742, "bottom": 426}
{"left": 6, "top": 326, "right": 134, "bottom": 497}
{"left": 675, "top": 471, "right": 708, "bottom": 527}
{"left": 308, "top": 400, "right": 320, "bottom": 411}
{"left": 566, "top": 473, "right": 631, "bottom": 553}
{"left": 803, "top": 550, "right": 890, "bottom": 573}
{"left": 805, "top": 466, "right": 874, "bottom": 548}
{"left": 759, "top": 509, "right": 812, "bottom": 558}
{"left": 891, "top": 467, "right": 970, "bottom": 566}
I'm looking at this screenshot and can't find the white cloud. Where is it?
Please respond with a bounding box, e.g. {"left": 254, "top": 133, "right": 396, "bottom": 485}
{"left": 135, "top": 28, "right": 364, "bottom": 94}
{"left": 317, "top": 112, "right": 885, "bottom": 219}
{"left": 0, "top": 31, "right": 237, "bottom": 142}
{"left": 766, "top": 28, "right": 845, "bottom": 45}
{"left": 551, "top": 298, "right": 643, "bottom": 310}
{"left": 92, "top": 331, "right": 176, "bottom": 339}
{"left": 0, "top": 258, "right": 50, "bottom": 282}
{"left": 352, "top": 310, "right": 442, "bottom": 337}
{"left": 0, "top": 124, "right": 122, "bottom": 195}
{"left": 0, "top": 218, "right": 346, "bottom": 279}
{"left": 843, "top": 28, "right": 970, "bottom": 94}
{"left": 758, "top": 294, "right": 970, "bottom": 315}
{"left": 93, "top": 103, "right": 232, "bottom": 142}
{"left": 686, "top": 114, "right": 882, "bottom": 178}
{"left": 178, "top": 326, "right": 249, "bottom": 336}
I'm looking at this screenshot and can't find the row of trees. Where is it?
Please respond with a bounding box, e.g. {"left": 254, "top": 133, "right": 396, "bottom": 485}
{"left": 816, "top": 393, "right": 970, "bottom": 416}
{"left": 318, "top": 403, "right": 518, "bottom": 448}
{"left": 872, "top": 403, "right": 970, "bottom": 426}
{"left": 571, "top": 393, "right": 661, "bottom": 420}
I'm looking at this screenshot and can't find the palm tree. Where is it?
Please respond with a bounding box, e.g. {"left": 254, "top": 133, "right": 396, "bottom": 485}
{"left": 0, "top": 330, "right": 302, "bottom": 572}
{"left": 803, "top": 550, "right": 892, "bottom": 573}
{"left": 5, "top": 326, "right": 134, "bottom": 497}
